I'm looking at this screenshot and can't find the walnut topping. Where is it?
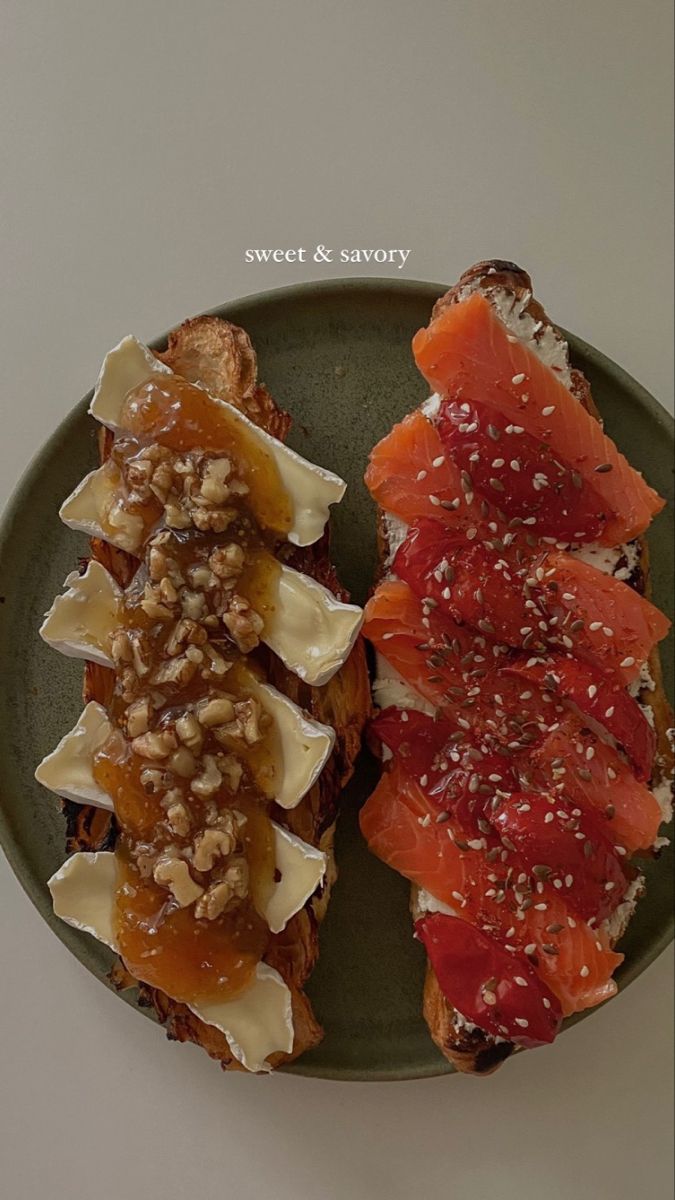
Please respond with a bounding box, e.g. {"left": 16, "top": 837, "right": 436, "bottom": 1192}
{"left": 192, "top": 827, "right": 234, "bottom": 872}
{"left": 199, "top": 458, "right": 232, "bottom": 503}
{"left": 175, "top": 712, "right": 204, "bottom": 752}
{"left": 111, "top": 630, "right": 133, "bottom": 665}
{"left": 166, "top": 618, "right": 208, "bottom": 658}
{"left": 219, "top": 755, "right": 243, "bottom": 794}
{"left": 140, "top": 767, "right": 170, "bottom": 794}
{"left": 215, "top": 697, "right": 264, "bottom": 747}
{"left": 197, "top": 697, "right": 236, "bottom": 727}
{"left": 223, "top": 855, "right": 249, "bottom": 899}
{"left": 209, "top": 543, "right": 245, "bottom": 580}
{"left": 167, "top": 747, "right": 198, "bottom": 779}
{"left": 191, "top": 754, "right": 223, "bottom": 799}
{"left": 194, "top": 881, "right": 233, "bottom": 921}
{"left": 126, "top": 697, "right": 151, "bottom": 738}
{"left": 152, "top": 654, "right": 199, "bottom": 687}
{"left": 153, "top": 856, "right": 204, "bottom": 907}
{"left": 179, "top": 589, "right": 207, "bottom": 621}
{"left": 222, "top": 595, "right": 264, "bottom": 652}
{"left": 131, "top": 729, "right": 178, "bottom": 761}
{"left": 164, "top": 795, "right": 191, "bottom": 837}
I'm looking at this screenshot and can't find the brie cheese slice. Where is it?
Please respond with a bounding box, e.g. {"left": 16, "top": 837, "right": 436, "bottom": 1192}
{"left": 35, "top": 703, "right": 119, "bottom": 806}
{"left": 252, "top": 680, "right": 335, "bottom": 809}
{"left": 60, "top": 460, "right": 146, "bottom": 554}
{"left": 48, "top": 851, "right": 294, "bottom": 1072}
{"left": 88, "top": 335, "right": 346, "bottom": 547}
{"left": 42, "top": 559, "right": 362, "bottom": 684}
{"left": 40, "top": 561, "right": 122, "bottom": 666}
{"left": 267, "top": 566, "right": 363, "bottom": 685}
{"left": 267, "top": 823, "right": 327, "bottom": 933}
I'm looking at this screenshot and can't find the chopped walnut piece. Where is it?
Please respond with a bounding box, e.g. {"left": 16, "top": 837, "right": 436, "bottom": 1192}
{"left": 197, "top": 697, "right": 236, "bottom": 727}
{"left": 153, "top": 856, "right": 204, "bottom": 907}
{"left": 218, "top": 755, "right": 243, "bottom": 794}
{"left": 194, "top": 881, "right": 232, "bottom": 921}
{"left": 149, "top": 460, "right": 174, "bottom": 501}
{"left": 223, "top": 855, "right": 249, "bottom": 899}
{"left": 192, "top": 507, "right": 235, "bottom": 533}
{"left": 164, "top": 501, "right": 192, "bottom": 530}
{"left": 152, "top": 654, "right": 199, "bottom": 687}
{"left": 209, "top": 542, "right": 245, "bottom": 580}
{"left": 222, "top": 595, "right": 264, "bottom": 653}
{"left": 166, "top": 617, "right": 208, "bottom": 657}
{"left": 130, "top": 635, "right": 151, "bottom": 678}
{"left": 159, "top": 577, "right": 178, "bottom": 604}
{"left": 148, "top": 544, "right": 169, "bottom": 582}
{"left": 199, "top": 458, "right": 232, "bottom": 503}
{"left": 111, "top": 630, "right": 133, "bottom": 665}
{"left": 167, "top": 747, "right": 198, "bottom": 779}
{"left": 165, "top": 799, "right": 191, "bottom": 837}
{"left": 188, "top": 564, "right": 215, "bottom": 590}
{"left": 140, "top": 583, "right": 174, "bottom": 622}
{"left": 126, "top": 697, "right": 151, "bottom": 738}
{"left": 131, "top": 729, "right": 178, "bottom": 761}
{"left": 180, "top": 589, "right": 207, "bottom": 621}
{"left": 192, "top": 827, "right": 234, "bottom": 872}
{"left": 140, "top": 767, "right": 171, "bottom": 794}
{"left": 191, "top": 754, "right": 223, "bottom": 799}
{"left": 175, "top": 712, "right": 204, "bottom": 752}
{"left": 201, "top": 643, "right": 230, "bottom": 677}
{"left": 216, "top": 698, "right": 263, "bottom": 747}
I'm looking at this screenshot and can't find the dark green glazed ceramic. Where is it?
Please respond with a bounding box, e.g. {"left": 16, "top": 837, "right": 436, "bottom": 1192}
{"left": 0, "top": 279, "right": 672, "bottom": 1080}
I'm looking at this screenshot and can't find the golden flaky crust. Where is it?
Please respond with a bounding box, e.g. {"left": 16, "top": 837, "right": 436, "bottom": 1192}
{"left": 395, "top": 260, "right": 673, "bottom": 1074}
{"left": 66, "top": 317, "right": 370, "bottom": 1071}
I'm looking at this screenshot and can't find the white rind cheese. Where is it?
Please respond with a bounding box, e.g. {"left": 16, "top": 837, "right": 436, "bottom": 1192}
{"left": 88, "top": 335, "right": 346, "bottom": 548}
{"left": 35, "top": 703, "right": 119, "bottom": 807}
{"left": 35, "top": 687, "right": 334, "bottom": 815}
{"left": 60, "top": 460, "right": 145, "bottom": 554}
{"left": 267, "top": 823, "right": 327, "bottom": 934}
{"left": 39, "top": 561, "right": 122, "bottom": 667}
{"left": 253, "top": 680, "right": 335, "bottom": 809}
{"left": 267, "top": 565, "right": 363, "bottom": 686}
{"left": 47, "top": 851, "right": 293, "bottom": 1072}
{"left": 42, "top": 559, "right": 362, "bottom": 685}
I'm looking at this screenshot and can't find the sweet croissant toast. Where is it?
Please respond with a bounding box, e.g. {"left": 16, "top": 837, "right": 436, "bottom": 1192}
{"left": 37, "top": 317, "right": 369, "bottom": 1072}
{"left": 361, "top": 261, "right": 674, "bottom": 1073}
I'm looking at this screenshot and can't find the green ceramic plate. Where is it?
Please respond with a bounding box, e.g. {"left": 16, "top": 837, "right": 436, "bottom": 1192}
{"left": 0, "top": 279, "right": 672, "bottom": 1081}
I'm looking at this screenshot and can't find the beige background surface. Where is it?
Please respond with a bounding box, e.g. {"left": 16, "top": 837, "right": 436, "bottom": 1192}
{"left": 0, "top": 3, "right": 673, "bottom": 1198}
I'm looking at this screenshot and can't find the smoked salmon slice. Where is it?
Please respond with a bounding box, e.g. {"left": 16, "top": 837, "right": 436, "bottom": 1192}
{"left": 412, "top": 292, "right": 664, "bottom": 545}
{"left": 360, "top": 763, "right": 623, "bottom": 1015}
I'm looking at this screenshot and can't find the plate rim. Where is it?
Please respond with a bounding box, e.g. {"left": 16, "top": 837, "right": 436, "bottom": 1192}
{"left": 0, "top": 275, "right": 672, "bottom": 1082}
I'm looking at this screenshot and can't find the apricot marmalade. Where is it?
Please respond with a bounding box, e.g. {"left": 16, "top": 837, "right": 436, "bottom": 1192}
{"left": 92, "top": 375, "right": 296, "bottom": 1006}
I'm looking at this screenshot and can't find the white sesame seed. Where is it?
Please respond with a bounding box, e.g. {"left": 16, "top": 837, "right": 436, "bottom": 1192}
{"left": 605, "top": 706, "right": 615, "bottom": 718}
{"left": 524, "top": 944, "right": 537, "bottom": 956}
{"left": 429, "top": 494, "right": 441, "bottom": 506}
{"left": 580, "top": 965, "right": 590, "bottom": 978}
{"left": 492, "top": 458, "right": 505, "bottom": 468}
{"left": 620, "top": 656, "right": 635, "bottom": 668}
{"left": 588, "top": 685, "right": 597, "bottom": 699}
{"left": 419, "top": 774, "right": 428, "bottom": 787}
{"left": 543, "top": 997, "right": 551, "bottom": 1009}
{"left": 534, "top": 902, "right": 548, "bottom": 911}
{"left": 511, "top": 373, "right": 526, "bottom": 385}
{"left": 589, "top": 621, "right": 603, "bottom": 631}
{"left": 483, "top": 990, "right": 497, "bottom": 1006}
{"left": 542, "top": 405, "right": 556, "bottom": 416}
{"left": 565, "top": 874, "right": 574, "bottom": 888}
{"left": 544, "top": 812, "right": 554, "bottom": 824}
{"left": 607, "top": 767, "right": 617, "bottom": 780}
{"left": 418, "top": 814, "right": 431, "bottom": 827}
{"left": 514, "top": 1017, "right": 529, "bottom": 1028}
{"left": 432, "top": 455, "right": 445, "bottom": 468}
{"left": 567, "top": 916, "right": 576, "bottom": 928}
{"left": 400, "top": 711, "right": 409, "bottom": 722}
{"left": 510, "top": 459, "right": 521, "bottom": 471}
{"left": 605, "top": 881, "right": 616, "bottom": 891}
{"left": 514, "top": 977, "right": 528, "bottom": 987}
{"left": 603, "top": 626, "right": 614, "bottom": 637}
{"left": 562, "top": 593, "right": 576, "bottom": 601}
{"left": 416, "top": 469, "right": 427, "bottom": 482}
{"left": 451, "top": 891, "right": 465, "bottom": 904}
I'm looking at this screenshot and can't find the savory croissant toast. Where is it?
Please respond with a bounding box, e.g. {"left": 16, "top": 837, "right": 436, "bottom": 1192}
{"left": 361, "top": 260, "right": 674, "bottom": 1073}
{"left": 37, "top": 316, "right": 370, "bottom": 1072}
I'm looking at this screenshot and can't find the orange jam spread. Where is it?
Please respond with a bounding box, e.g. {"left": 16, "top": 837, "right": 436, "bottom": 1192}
{"left": 119, "top": 374, "right": 294, "bottom": 536}
{"left": 91, "top": 377, "right": 301, "bottom": 1007}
